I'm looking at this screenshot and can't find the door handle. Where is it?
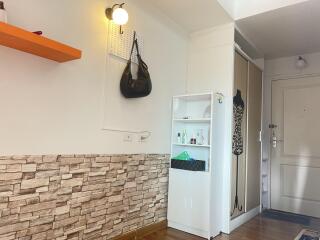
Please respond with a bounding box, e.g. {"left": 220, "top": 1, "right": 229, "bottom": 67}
{"left": 258, "top": 131, "right": 262, "bottom": 143}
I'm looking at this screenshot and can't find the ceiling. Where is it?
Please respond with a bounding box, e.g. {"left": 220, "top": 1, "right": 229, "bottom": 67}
{"left": 143, "top": 0, "right": 232, "bottom": 33}
{"left": 218, "top": 0, "right": 308, "bottom": 20}
{"left": 236, "top": 0, "right": 320, "bottom": 59}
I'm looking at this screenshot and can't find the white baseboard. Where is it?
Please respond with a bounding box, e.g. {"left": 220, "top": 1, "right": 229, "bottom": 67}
{"left": 229, "top": 206, "right": 261, "bottom": 233}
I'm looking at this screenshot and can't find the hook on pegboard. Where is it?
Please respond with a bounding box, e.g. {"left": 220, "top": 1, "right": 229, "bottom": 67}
{"left": 107, "top": 24, "right": 144, "bottom": 64}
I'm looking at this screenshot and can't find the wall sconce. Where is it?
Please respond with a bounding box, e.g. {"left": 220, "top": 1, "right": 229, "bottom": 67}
{"left": 295, "top": 56, "right": 307, "bottom": 69}
{"left": 105, "top": 3, "right": 129, "bottom": 34}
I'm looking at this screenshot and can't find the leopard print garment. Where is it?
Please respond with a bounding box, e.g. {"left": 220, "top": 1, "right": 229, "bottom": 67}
{"left": 232, "top": 103, "right": 244, "bottom": 156}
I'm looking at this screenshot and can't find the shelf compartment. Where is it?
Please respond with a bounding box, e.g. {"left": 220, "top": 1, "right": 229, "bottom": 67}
{"left": 173, "top": 93, "right": 212, "bottom": 120}
{"left": 173, "top": 143, "right": 210, "bottom": 148}
{"left": 0, "top": 22, "right": 82, "bottom": 62}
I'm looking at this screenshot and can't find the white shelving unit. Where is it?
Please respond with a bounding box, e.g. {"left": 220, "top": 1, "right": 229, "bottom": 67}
{"left": 168, "top": 92, "right": 225, "bottom": 239}
{"left": 170, "top": 92, "right": 213, "bottom": 172}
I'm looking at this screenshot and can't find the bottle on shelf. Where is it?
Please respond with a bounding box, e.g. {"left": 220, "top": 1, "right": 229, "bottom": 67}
{"left": 0, "top": 1, "right": 7, "bottom": 23}
{"left": 181, "top": 130, "right": 187, "bottom": 144}
{"left": 196, "top": 129, "right": 205, "bottom": 145}
{"left": 177, "top": 132, "right": 181, "bottom": 144}
{"left": 191, "top": 133, "right": 197, "bottom": 145}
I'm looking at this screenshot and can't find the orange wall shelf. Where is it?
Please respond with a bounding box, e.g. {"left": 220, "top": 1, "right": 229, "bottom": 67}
{"left": 0, "top": 22, "right": 82, "bottom": 63}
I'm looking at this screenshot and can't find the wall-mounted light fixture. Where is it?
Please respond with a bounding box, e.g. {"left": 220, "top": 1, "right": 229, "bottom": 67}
{"left": 105, "top": 3, "right": 128, "bottom": 34}
{"left": 295, "top": 56, "right": 307, "bottom": 69}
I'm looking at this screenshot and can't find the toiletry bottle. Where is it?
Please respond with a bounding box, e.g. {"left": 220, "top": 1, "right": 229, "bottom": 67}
{"left": 190, "top": 133, "right": 196, "bottom": 144}
{"left": 0, "top": 1, "right": 7, "bottom": 23}
{"left": 182, "top": 130, "right": 187, "bottom": 144}
{"left": 177, "top": 133, "right": 181, "bottom": 144}
{"left": 196, "top": 131, "right": 200, "bottom": 145}
{"left": 197, "top": 129, "right": 205, "bottom": 145}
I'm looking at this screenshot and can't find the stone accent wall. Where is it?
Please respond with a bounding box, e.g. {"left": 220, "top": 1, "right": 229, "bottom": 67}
{"left": 0, "top": 154, "right": 169, "bottom": 240}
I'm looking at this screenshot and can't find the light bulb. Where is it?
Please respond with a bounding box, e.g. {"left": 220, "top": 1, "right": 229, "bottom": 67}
{"left": 112, "top": 8, "right": 128, "bottom": 25}
{"left": 296, "top": 56, "right": 307, "bottom": 69}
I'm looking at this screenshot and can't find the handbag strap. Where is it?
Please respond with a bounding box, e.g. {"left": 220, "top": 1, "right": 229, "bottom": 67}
{"left": 129, "top": 31, "right": 144, "bottom": 63}
{"left": 129, "top": 31, "right": 137, "bottom": 61}
{"left": 134, "top": 39, "right": 141, "bottom": 57}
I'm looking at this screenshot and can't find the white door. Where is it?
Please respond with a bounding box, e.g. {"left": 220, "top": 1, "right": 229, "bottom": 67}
{"left": 271, "top": 76, "right": 320, "bottom": 217}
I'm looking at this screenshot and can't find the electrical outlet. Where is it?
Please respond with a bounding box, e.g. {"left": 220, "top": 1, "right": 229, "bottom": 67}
{"left": 138, "top": 134, "right": 149, "bottom": 142}
{"left": 123, "top": 134, "right": 133, "bottom": 142}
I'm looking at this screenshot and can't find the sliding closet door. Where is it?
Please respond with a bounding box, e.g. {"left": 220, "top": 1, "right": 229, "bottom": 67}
{"left": 231, "top": 52, "right": 248, "bottom": 218}
{"left": 246, "top": 62, "right": 262, "bottom": 212}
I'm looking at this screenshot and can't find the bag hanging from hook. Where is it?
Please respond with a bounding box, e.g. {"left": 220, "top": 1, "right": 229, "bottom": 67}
{"left": 120, "top": 31, "right": 152, "bottom": 98}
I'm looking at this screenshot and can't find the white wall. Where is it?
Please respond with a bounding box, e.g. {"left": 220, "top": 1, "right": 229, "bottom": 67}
{"left": 0, "top": 0, "right": 188, "bottom": 155}
{"left": 187, "top": 23, "right": 235, "bottom": 234}
{"left": 262, "top": 51, "right": 320, "bottom": 208}
{"left": 187, "top": 24, "right": 235, "bottom": 96}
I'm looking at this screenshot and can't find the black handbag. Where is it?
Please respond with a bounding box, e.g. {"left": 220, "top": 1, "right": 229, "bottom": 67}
{"left": 120, "top": 32, "right": 152, "bottom": 98}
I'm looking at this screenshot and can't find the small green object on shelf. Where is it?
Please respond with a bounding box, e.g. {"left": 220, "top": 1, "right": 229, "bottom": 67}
{"left": 173, "top": 151, "right": 191, "bottom": 161}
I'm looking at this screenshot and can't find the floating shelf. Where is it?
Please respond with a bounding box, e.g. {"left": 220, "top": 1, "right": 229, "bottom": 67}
{"left": 0, "top": 22, "right": 82, "bottom": 62}
{"left": 173, "top": 143, "right": 211, "bottom": 148}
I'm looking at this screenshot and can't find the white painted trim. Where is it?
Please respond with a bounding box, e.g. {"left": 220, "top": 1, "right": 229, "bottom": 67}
{"left": 168, "top": 221, "right": 210, "bottom": 239}
{"left": 221, "top": 97, "right": 234, "bottom": 234}
{"left": 235, "top": 43, "right": 254, "bottom": 63}
{"left": 244, "top": 61, "right": 250, "bottom": 213}
{"left": 234, "top": 44, "right": 263, "bottom": 72}
{"left": 260, "top": 69, "right": 265, "bottom": 212}
{"left": 267, "top": 72, "right": 320, "bottom": 81}
{"left": 229, "top": 206, "right": 261, "bottom": 233}
{"left": 234, "top": 25, "right": 262, "bottom": 57}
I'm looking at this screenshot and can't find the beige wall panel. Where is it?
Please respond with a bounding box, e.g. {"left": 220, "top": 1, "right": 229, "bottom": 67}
{"left": 246, "top": 63, "right": 262, "bottom": 211}
{"left": 231, "top": 51, "right": 248, "bottom": 218}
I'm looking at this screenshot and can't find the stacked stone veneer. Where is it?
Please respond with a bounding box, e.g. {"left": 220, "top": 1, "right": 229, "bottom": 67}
{"left": 0, "top": 154, "right": 169, "bottom": 240}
